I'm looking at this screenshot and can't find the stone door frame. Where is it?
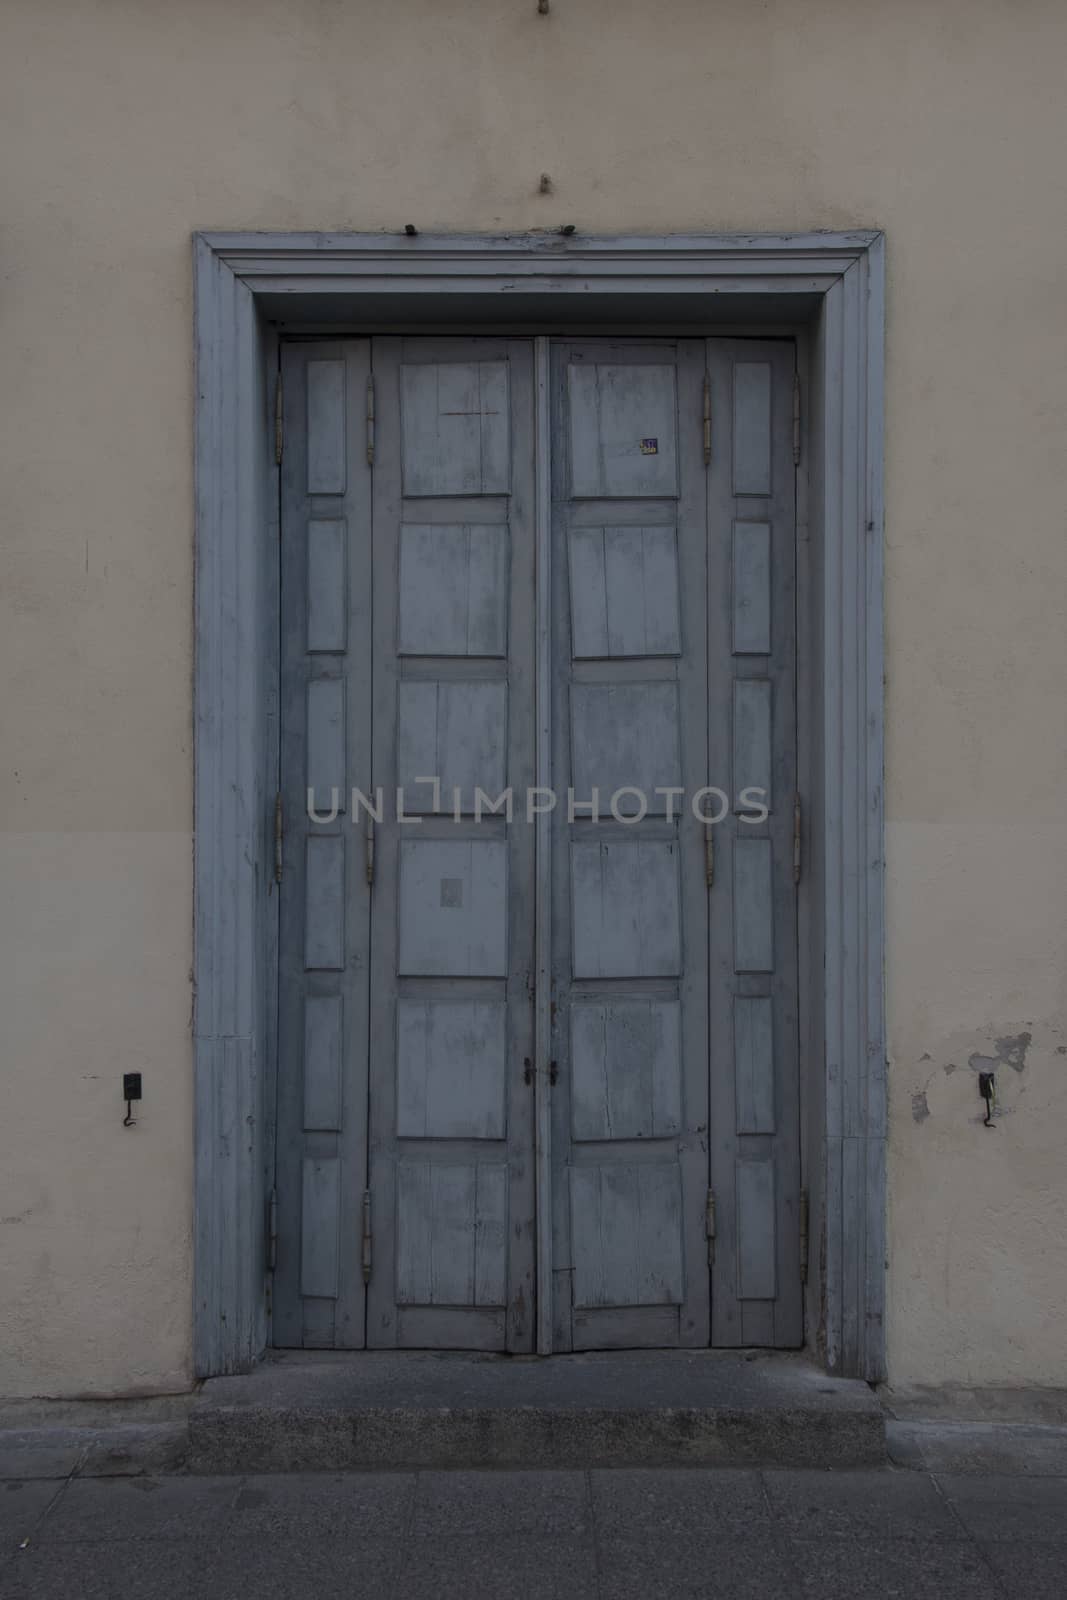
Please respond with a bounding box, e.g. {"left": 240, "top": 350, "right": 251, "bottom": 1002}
{"left": 192, "top": 230, "right": 886, "bottom": 1379}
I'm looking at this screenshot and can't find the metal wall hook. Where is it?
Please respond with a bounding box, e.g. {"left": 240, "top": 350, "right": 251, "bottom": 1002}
{"left": 123, "top": 1072, "right": 142, "bottom": 1128}
{"left": 978, "top": 1070, "right": 997, "bottom": 1127}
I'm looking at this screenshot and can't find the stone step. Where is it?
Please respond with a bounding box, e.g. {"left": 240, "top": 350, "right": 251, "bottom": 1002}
{"left": 186, "top": 1351, "right": 885, "bottom": 1473}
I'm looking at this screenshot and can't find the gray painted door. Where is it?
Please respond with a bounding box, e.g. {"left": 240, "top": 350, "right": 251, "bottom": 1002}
{"left": 276, "top": 337, "right": 536, "bottom": 1350}
{"left": 276, "top": 341, "right": 374, "bottom": 1347}
{"left": 365, "top": 339, "right": 537, "bottom": 1351}
{"left": 275, "top": 334, "right": 799, "bottom": 1352}
{"left": 705, "top": 339, "right": 801, "bottom": 1348}
{"left": 549, "top": 342, "right": 712, "bottom": 1349}
{"left": 548, "top": 338, "right": 801, "bottom": 1351}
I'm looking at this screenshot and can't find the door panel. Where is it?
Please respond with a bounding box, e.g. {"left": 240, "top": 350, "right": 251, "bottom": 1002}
{"left": 570, "top": 682, "right": 682, "bottom": 807}
{"left": 567, "top": 361, "right": 680, "bottom": 498}
{"left": 570, "top": 1000, "right": 683, "bottom": 1142}
{"left": 395, "top": 1000, "right": 508, "bottom": 1140}
{"left": 707, "top": 339, "right": 802, "bottom": 1349}
{"left": 400, "top": 360, "right": 511, "bottom": 496}
{"left": 550, "top": 340, "right": 711, "bottom": 1352}
{"left": 397, "top": 522, "right": 510, "bottom": 656}
{"left": 275, "top": 341, "right": 373, "bottom": 1347}
{"left": 568, "top": 524, "right": 682, "bottom": 659}
{"left": 366, "top": 338, "right": 536, "bottom": 1351}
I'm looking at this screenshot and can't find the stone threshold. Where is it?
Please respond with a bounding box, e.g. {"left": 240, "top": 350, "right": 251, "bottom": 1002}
{"left": 193, "top": 1350, "right": 885, "bottom": 1473}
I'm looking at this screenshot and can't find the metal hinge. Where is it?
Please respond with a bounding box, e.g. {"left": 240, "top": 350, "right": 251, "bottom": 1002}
{"left": 799, "top": 1188, "right": 809, "bottom": 1283}
{"left": 704, "top": 822, "right": 715, "bottom": 889}
{"left": 792, "top": 370, "right": 801, "bottom": 466}
{"left": 274, "top": 792, "right": 284, "bottom": 884}
{"left": 792, "top": 793, "right": 802, "bottom": 885}
{"left": 361, "top": 1190, "right": 372, "bottom": 1283}
{"left": 702, "top": 372, "right": 712, "bottom": 466}
{"left": 267, "top": 1187, "right": 278, "bottom": 1272}
{"left": 705, "top": 1188, "right": 717, "bottom": 1266}
{"left": 274, "top": 371, "right": 284, "bottom": 465}
{"left": 364, "top": 812, "right": 375, "bottom": 886}
{"left": 366, "top": 372, "right": 376, "bottom": 467}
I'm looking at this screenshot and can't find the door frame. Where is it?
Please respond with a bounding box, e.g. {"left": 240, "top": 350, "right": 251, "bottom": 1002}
{"left": 192, "top": 231, "right": 886, "bottom": 1379}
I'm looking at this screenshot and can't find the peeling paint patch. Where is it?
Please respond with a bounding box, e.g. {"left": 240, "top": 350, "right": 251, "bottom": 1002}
{"left": 911, "top": 1090, "right": 930, "bottom": 1123}
{"left": 943, "top": 1061, "right": 957, "bottom": 1075}
{"left": 968, "top": 1052, "right": 999, "bottom": 1074}
{"left": 996, "top": 1032, "right": 1031, "bottom": 1072}
{"left": 967, "top": 1031, "right": 1032, "bottom": 1077}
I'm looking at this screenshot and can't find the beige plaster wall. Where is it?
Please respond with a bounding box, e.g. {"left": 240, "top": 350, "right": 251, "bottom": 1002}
{"left": 1, "top": 0, "right": 1065, "bottom": 1395}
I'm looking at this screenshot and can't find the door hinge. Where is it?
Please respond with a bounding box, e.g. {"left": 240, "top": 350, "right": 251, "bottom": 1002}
{"left": 274, "top": 371, "right": 284, "bottom": 465}
{"left": 792, "top": 792, "right": 802, "bottom": 885}
{"left": 361, "top": 1189, "right": 372, "bottom": 1283}
{"left": 792, "top": 370, "right": 801, "bottom": 466}
{"left": 366, "top": 372, "right": 376, "bottom": 467}
{"left": 799, "top": 1188, "right": 809, "bottom": 1283}
{"left": 364, "top": 812, "right": 375, "bottom": 886}
{"left": 274, "top": 791, "right": 284, "bottom": 884}
{"left": 267, "top": 1186, "right": 278, "bottom": 1273}
{"left": 704, "top": 822, "right": 715, "bottom": 889}
{"left": 705, "top": 1188, "right": 717, "bottom": 1266}
{"left": 702, "top": 372, "right": 712, "bottom": 466}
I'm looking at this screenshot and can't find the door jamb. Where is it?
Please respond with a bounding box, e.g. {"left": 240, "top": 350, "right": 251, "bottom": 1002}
{"left": 532, "top": 336, "right": 554, "bottom": 1356}
{"left": 193, "top": 232, "right": 886, "bottom": 1380}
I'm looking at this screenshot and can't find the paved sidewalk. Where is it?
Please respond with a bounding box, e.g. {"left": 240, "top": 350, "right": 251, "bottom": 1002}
{"left": 2, "top": 1464, "right": 1066, "bottom": 1599}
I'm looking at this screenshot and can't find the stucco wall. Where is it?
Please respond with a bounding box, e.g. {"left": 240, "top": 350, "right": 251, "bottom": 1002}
{"left": 2, "top": 0, "right": 1065, "bottom": 1395}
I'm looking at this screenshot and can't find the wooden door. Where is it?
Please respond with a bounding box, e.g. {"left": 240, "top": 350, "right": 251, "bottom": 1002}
{"left": 275, "top": 341, "right": 374, "bottom": 1347}
{"left": 364, "top": 339, "right": 537, "bottom": 1350}
{"left": 705, "top": 339, "right": 802, "bottom": 1347}
{"left": 547, "top": 337, "right": 801, "bottom": 1351}
{"left": 549, "top": 341, "right": 712, "bottom": 1349}
{"left": 274, "top": 333, "right": 799, "bottom": 1353}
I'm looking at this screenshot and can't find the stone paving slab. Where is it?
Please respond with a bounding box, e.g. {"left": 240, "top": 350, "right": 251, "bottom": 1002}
{"left": 936, "top": 1471, "right": 1067, "bottom": 1542}
{"left": 2, "top": 1464, "right": 1066, "bottom": 1597}
{"left": 589, "top": 1465, "right": 772, "bottom": 1540}
{"left": 0, "top": 1482, "right": 61, "bottom": 1552}
{"left": 888, "top": 1420, "right": 1067, "bottom": 1476}
{"left": 596, "top": 1532, "right": 800, "bottom": 1599}
{"left": 2, "top": 1539, "right": 206, "bottom": 1600}
{"left": 762, "top": 1465, "right": 966, "bottom": 1542}
{"left": 0, "top": 1434, "right": 88, "bottom": 1483}
{"left": 395, "top": 1535, "right": 599, "bottom": 1600}
{"left": 412, "top": 1468, "right": 589, "bottom": 1539}
{"left": 789, "top": 1537, "right": 1004, "bottom": 1600}
{"left": 39, "top": 1475, "right": 239, "bottom": 1544}
{"left": 195, "top": 1532, "right": 402, "bottom": 1600}
{"left": 0, "top": 1425, "right": 187, "bottom": 1483}
{"left": 880, "top": 1385, "right": 1067, "bottom": 1426}
{"left": 228, "top": 1469, "right": 415, "bottom": 1539}
{"left": 982, "top": 1539, "right": 1067, "bottom": 1600}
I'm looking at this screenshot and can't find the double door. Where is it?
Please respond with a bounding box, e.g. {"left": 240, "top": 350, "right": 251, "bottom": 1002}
{"left": 274, "top": 335, "right": 800, "bottom": 1352}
